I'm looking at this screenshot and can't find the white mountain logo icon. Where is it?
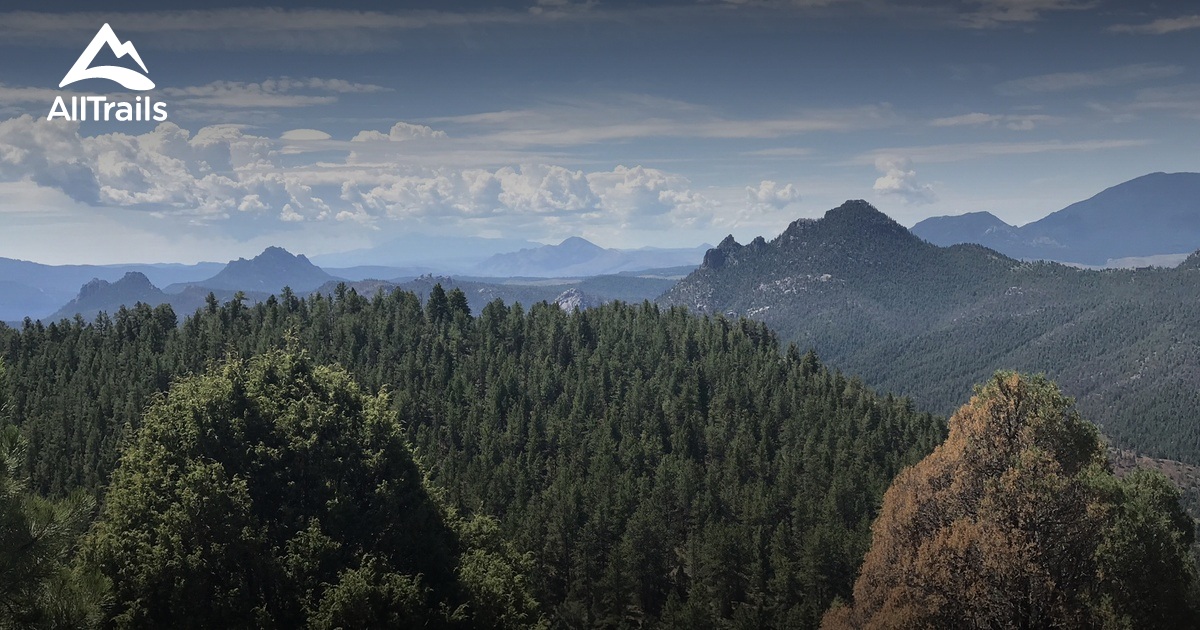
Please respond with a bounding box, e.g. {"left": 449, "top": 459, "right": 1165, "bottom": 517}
{"left": 59, "top": 23, "right": 154, "bottom": 91}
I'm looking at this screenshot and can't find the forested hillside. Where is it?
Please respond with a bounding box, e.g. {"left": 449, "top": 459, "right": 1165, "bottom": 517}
{"left": 661, "top": 201, "right": 1200, "bottom": 465}
{"left": 0, "top": 287, "right": 945, "bottom": 627}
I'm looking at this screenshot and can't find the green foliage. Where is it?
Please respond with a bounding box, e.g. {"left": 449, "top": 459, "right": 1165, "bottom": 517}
{"left": 2, "top": 289, "right": 944, "bottom": 627}
{"left": 661, "top": 201, "right": 1200, "bottom": 465}
{"left": 1090, "top": 468, "right": 1198, "bottom": 628}
{"left": 83, "top": 350, "right": 461, "bottom": 628}
{"left": 0, "top": 417, "right": 108, "bottom": 629}
{"left": 308, "top": 558, "right": 432, "bottom": 630}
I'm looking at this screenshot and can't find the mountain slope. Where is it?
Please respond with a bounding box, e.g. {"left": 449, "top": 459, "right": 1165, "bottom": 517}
{"left": 912, "top": 172, "right": 1200, "bottom": 265}
{"left": 169, "top": 247, "right": 337, "bottom": 294}
{"left": 910, "top": 211, "right": 1019, "bottom": 248}
{"left": 0, "top": 258, "right": 222, "bottom": 320}
{"left": 47, "top": 272, "right": 271, "bottom": 322}
{"left": 661, "top": 200, "right": 1200, "bottom": 465}
{"left": 49, "top": 273, "right": 165, "bottom": 321}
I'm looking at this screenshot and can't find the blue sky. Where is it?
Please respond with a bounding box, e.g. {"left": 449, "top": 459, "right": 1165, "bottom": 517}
{"left": 0, "top": 0, "right": 1197, "bottom": 264}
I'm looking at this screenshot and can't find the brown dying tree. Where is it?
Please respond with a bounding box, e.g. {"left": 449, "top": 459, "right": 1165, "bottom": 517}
{"left": 823, "top": 371, "right": 1197, "bottom": 629}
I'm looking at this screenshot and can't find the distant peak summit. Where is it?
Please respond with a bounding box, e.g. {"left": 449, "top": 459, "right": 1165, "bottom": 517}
{"left": 556, "top": 237, "right": 605, "bottom": 252}
{"left": 118, "top": 271, "right": 154, "bottom": 287}
{"left": 824, "top": 200, "right": 898, "bottom": 225}
{"left": 255, "top": 246, "right": 301, "bottom": 260}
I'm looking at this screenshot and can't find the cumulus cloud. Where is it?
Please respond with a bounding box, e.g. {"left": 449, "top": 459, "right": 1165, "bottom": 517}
{"left": 872, "top": 156, "right": 937, "bottom": 205}
{"left": 345, "top": 164, "right": 710, "bottom": 229}
{"left": 351, "top": 122, "right": 448, "bottom": 142}
{"left": 0, "top": 116, "right": 713, "bottom": 234}
{"left": 745, "top": 180, "right": 801, "bottom": 212}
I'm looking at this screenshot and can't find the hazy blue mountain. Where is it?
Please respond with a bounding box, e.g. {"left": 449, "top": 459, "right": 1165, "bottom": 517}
{"left": 661, "top": 200, "right": 1200, "bottom": 465}
{"left": 912, "top": 172, "right": 1200, "bottom": 265}
{"left": 310, "top": 234, "right": 540, "bottom": 270}
{"left": 48, "top": 271, "right": 277, "bottom": 323}
{"left": 168, "top": 247, "right": 338, "bottom": 294}
{"left": 910, "top": 211, "right": 1019, "bottom": 247}
{"left": 0, "top": 258, "right": 222, "bottom": 320}
{"left": 473, "top": 237, "right": 709, "bottom": 277}
{"left": 0, "top": 281, "right": 62, "bottom": 322}
{"left": 49, "top": 272, "right": 166, "bottom": 321}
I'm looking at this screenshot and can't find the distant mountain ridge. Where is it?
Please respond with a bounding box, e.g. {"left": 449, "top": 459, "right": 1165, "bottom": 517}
{"left": 310, "top": 234, "right": 541, "bottom": 270}
{"left": 167, "top": 247, "right": 338, "bottom": 294}
{"left": 474, "top": 237, "right": 709, "bottom": 277}
{"left": 47, "top": 272, "right": 269, "bottom": 322}
{"left": 661, "top": 199, "right": 1200, "bottom": 466}
{"left": 912, "top": 172, "right": 1200, "bottom": 265}
{"left": 0, "top": 258, "right": 223, "bottom": 321}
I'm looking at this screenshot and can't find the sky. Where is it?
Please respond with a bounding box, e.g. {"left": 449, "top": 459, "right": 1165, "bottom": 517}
{"left": 0, "top": 0, "right": 1197, "bottom": 264}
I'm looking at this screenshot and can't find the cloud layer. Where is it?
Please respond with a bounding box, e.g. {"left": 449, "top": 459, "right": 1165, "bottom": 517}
{"left": 0, "top": 116, "right": 717, "bottom": 235}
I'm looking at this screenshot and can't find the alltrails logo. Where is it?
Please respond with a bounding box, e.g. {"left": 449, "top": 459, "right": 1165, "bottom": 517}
{"left": 48, "top": 23, "right": 168, "bottom": 122}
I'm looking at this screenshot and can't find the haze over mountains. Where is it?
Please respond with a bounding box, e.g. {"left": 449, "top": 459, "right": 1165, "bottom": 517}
{"left": 912, "top": 172, "right": 1200, "bottom": 266}
{"left": 473, "top": 237, "right": 710, "bottom": 277}
{"left": 32, "top": 245, "right": 684, "bottom": 325}
{"left": 0, "top": 259, "right": 225, "bottom": 321}
{"left": 661, "top": 199, "right": 1200, "bottom": 465}
{"left": 309, "top": 233, "right": 541, "bottom": 270}
{"left": 165, "top": 247, "right": 337, "bottom": 294}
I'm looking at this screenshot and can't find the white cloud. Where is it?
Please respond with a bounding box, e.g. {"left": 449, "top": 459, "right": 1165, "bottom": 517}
{"left": 344, "top": 164, "right": 711, "bottom": 229}
{"left": 995, "top": 63, "right": 1184, "bottom": 95}
{"left": 873, "top": 156, "right": 937, "bottom": 205}
{"left": 280, "top": 129, "right": 332, "bottom": 141}
{"left": 929, "top": 112, "right": 1056, "bottom": 131}
{"left": 1109, "top": 14, "right": 1200, "bottom": 35}
{"left": 745, "top": 180, "right": 801, "bottom": 212}
{"left": 351, "top": 121, "right": 448, "bottom": 142}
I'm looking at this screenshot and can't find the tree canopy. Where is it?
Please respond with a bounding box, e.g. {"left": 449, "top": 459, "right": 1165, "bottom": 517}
{"left": 83, "top": 349, "right": 539, "bottom": 628}
{"left": 823, "top": 372, "right": 1198, "bottom": 629}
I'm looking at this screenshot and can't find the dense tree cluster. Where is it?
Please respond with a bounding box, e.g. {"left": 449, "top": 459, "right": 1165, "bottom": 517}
{"left": 823, "top": 373, "right": 1198, "bottom": 629}
{"left": 0, "top": 287, "right": 945, "bottom": 627}
{"left": 2, "top": 286, "right": 1195, "bottom": 627}
{"left": 84, "top": 349, "right": 542, "bottom": 628}
{"left": 0, "top": 361, "right": 108, "bottom": 627}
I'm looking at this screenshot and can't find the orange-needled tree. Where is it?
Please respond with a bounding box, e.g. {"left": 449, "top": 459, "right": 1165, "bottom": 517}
{"left": 823, "top": 372, "right": 1198, "bottom": 629}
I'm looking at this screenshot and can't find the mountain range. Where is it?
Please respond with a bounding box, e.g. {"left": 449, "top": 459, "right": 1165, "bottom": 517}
{"left": 36, "top": 245, "right": 683, "bottom": 324}
{"left": 472, "top": 237, "right": 710, "bottom": 277}
{"left": 165, "top": 246, "right": 338, "bottom": 294}
{"left": 0, "top": 259, "right": 225, "bottom": 321}
{"left": 661, "top": 200, "right": 1200, "bottom": 466}
{"left": 912, "top": 172, "right": 1200, "bottom": 265}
